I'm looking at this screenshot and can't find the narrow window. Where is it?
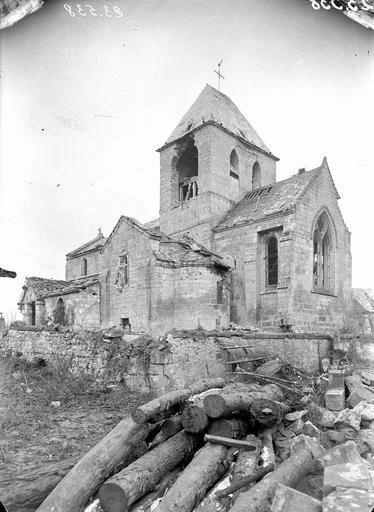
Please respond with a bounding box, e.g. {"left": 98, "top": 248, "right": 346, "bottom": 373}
{"left": 267, "top": 236, "right": 278, "bottom": 286}
{"left": 252, "top": 161, "right": 262, "bottom": 189}
{"left": 217, "top": 280, "right": 223, "bottom": 304}
{"left": 313, "top": 212, "right": 332, "bottom": 290}
{"left": 81, "top": 257, "right": 88, "bottom": 276}
{"left": 119, "top": 253, "right": 128, "bottom": 285}
{"left": 230, "top": 149, "right": 239, "bottom": 180}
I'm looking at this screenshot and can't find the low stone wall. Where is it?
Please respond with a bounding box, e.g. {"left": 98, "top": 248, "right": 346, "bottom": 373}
{"left": 0, "top": 328, "right": 341, "bottom": 393}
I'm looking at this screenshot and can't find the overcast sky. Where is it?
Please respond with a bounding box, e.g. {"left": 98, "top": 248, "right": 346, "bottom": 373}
{"left": 0, "top": 0, "right": 373, "bottom": 321}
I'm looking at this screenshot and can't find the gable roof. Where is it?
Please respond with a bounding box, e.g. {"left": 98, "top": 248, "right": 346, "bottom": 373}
{"left": 215, "top": 165, "right": 324, "bottom": 231}
{"left": 20, "top": 275, "right": 100, "bottom": 302}
{"left": 159, "top": 84, "right": 276, "bottom": 158}
{"left": 66, "top": 229, "right": 106, "bottom": 258}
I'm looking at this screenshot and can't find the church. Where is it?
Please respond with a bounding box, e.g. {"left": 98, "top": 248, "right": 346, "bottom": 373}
{"left": 18, "top": 84, "right": 352, "bottom": 335}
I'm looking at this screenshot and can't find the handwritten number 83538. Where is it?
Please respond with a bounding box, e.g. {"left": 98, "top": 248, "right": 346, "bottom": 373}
{"left": 63, "top": 4, "right": 124, "bottom": 17}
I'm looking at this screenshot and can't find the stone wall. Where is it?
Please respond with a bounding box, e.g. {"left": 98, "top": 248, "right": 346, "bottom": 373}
{"left": 290, "top": 166, "right": 352, "bottom": 333}
{"left": 65, "top": 250, "right": 102, "bottom": 280}
{"left": 0, "top": 328, "right": 339, "bottom": 393}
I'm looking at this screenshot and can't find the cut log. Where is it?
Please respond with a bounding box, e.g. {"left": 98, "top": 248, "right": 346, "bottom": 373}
{"left": 215, "top": 464, "right": 274, "bottom": 499}
{"left": 193, "top": 448, "right": 237, "bottom": 512}
{"left": 149, "top": 431, "right": 169, "bottom": 449}
{"left": 203, "top": 384, "right": 283, "bottom": 419}
{"left": 250, "top": 399, "right": 289, "bottom": 427}
{"left": 204, "top": 434, "right": 257, "bottom": 451}
{"left": 36, "top": 419, "right": 150, "bottom": 512}
{"left": 181, "top": 405, "right": 209, "bottom": 433}
{"left": 0, "top": 457, "right": 80, "bottom": 512}
{"left": 254, "top": 359, "right": 282, "bottom": 377}
{"left": 129, "top": 467, "right": 182, "bottom": 512}
{"left": 228, "top": 436, "right": 324, "bottom": 512}
{"left": 161, "top": 415, "right": 183, "bottom": 437}
{"left": 131, "top": 378, "right": 225, "bottom": 424}
{"left": 99, "top": 431, "right": 200, "bottom": 512}
{"left": 155, "top": 443, "right": 230, "bottom": 512}
{"left": 208, "top": 418, "right": 248, "bottom": 439}
{"left": 231, "top": 434, "right": 262, "bottom": 484}
{"left": 259, "top": 428, "right": 276, "bottom": 467}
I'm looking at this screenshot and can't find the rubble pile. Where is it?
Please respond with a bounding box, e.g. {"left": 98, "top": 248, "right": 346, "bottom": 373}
{"left": 75, "top": 359, "right": 374, "bottom": 512}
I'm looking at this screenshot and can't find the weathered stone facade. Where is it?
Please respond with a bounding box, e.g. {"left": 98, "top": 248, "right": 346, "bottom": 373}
{"left": 17, "top": 84, "right": 352, "bottom": 335}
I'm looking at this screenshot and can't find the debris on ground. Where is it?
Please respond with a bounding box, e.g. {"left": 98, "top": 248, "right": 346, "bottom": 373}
{"left": 7, "top": 345, "right": 374, "bottom": 512}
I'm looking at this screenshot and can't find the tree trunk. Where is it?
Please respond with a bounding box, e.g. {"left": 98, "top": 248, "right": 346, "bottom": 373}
{"left": 132, "top": 378, "right": 225, "bottom": 424}
{"left": 250, "top": 399, "right": 289, "bottom": 427}
{"left": 99, "top": 431, "right": 200, "bottom": 512}
{"left": 193, "top": 448, "right": 237, "bottom": 512}
{"left": 0, "top": 457, "right": 80, "bottom": 512}
{"left": 155, "top": 443, "right": 230, "bottom": 512}
{"left": 231, "top": 434, "right": 262, "bottom": 484}
{"left": 203, "top": 385, "right": 283, "bottom": 419}
{"left": 215, "top": 464, "right": 274, "bottom": 499}
{"left": 208, "top": 418, "right": 248, "bottom": 439}
{"left": 129, "top": 467, "right": 182, "bottom": 512}
{"left": 36, "top": 419, "right": 150, "bottom": 512}
{"left": 181, "top": 405, "right": 209, "bottom": 433}
{"left": 161, "top": 415, "right": 183, "bottom": 437}
{"left": 229, "top": 439, "right": 323, "bottom": 512}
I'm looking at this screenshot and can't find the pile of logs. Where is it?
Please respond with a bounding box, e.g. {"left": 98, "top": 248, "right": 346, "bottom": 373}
{"left": 35, "top": 377, "right": 323, "bottom": 512}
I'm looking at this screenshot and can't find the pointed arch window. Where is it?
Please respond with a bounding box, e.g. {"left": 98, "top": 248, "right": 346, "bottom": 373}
{"left": 266, "top": 236, "right": 278, "bottom": 287}
{"left": 81, "top": 257, "right": 88, "bottom": 276}
{"left": 313, "top": 212, "right": 332, "bottom": 290}
{"left": 230, "top": 149, "right": 239, "bottom": 180}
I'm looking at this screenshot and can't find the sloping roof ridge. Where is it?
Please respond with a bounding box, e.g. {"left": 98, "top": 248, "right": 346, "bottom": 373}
{"left": 66, "top": 232, "right": 106, "bottom": 258}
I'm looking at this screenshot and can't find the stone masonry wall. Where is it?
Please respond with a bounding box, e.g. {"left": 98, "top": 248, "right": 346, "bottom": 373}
{"left": 290, "top": 167, "right": 352, "bottom": 333}
{"left": 0, "top": 328, "right": 336, "bottom": 393}
{"left": 65, "top": 250, "right": 102, "bottom": 280}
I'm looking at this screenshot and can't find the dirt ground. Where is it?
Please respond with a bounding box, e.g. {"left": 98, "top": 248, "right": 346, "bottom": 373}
{"left": 0, "top": 354, "right": 153, "bottom": 511}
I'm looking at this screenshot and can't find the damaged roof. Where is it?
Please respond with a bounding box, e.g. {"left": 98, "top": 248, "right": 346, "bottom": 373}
{"left": 215, "top": 162, "right": 330, "bottom": 231}
{"left": 20, "top": 275, "right": 100, "bottom": 301}
{"left": 352, "top": 289, "right": 374, "bottom": 313}
{"left": 66, "top": 229, "right": 106, "bottom": 259}
{"left": 104, "top": 215, "right": 229, "bottom": 270}
{"left": 160, "top": 84, "right": 275, "bottom": 157}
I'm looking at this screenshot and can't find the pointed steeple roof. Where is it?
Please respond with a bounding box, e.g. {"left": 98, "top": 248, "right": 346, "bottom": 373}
{"left": 160, "top": 84, "right": 274, "bottom": 157}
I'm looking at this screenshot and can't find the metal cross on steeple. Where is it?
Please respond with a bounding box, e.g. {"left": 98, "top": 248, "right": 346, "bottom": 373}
{"left": 214, "top": 59, "right": 225, "bottom": 91}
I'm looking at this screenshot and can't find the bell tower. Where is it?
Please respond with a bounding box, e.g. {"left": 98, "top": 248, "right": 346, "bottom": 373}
{"left": 157, "top": 84, "right": 279, "bottom": 248}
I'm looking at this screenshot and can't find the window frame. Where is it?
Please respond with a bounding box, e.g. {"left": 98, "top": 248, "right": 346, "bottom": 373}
{"left": 312, "top": 210, "right": 334, "bottom": 294}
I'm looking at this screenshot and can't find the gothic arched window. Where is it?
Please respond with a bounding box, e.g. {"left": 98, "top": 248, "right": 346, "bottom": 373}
{"left": 266, "top": 236, "right": 278, "bottom": 286}
{"left": 230, "top": 149, "right": 239, "bottom": 180}
{"left": 252, "top": 161, "right": 261, "bottom": 189}
{"left": 81, "top": 257, "right": 88, "bottom": 276}
{"left": 313, "top": 212, "right": 332, "bottom": 290}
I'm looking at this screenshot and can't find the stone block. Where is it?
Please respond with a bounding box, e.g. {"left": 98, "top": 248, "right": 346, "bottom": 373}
{"left": 317, "top": 441, "right": 362, "bottom": 469}
{"left": 270, "top": 483, "right": 322, "bottom": 512}
{"left": 290, "top": 434, "right": 325, "bottom": 458}
{"left": 290, "top": 418, "right": 305, "bottom": 434}
{"left": 353, "top": 401, "right": 374, "bottom": 422}
{"left": 285, "top": 410, "right": 308, "bottom": 422}
{"left": 325, "top": 389, "right": 345, "bottom": 412}
{"left": 334, "top": 409, "right": 361, "bottom": 433}
{"left": 302, "top": 421, "right": 320, "bottom": 438}
{"left": 328, "top": 369, "right": 345, "bottom": 390}
{"left": 357, "top": 429, "right": 374, "bottom": 457}
{"left": 308, "top": 403, "right": 337, "bottom": 428}
{"left": 322, "top": 487, "right": 374, "bottom": 512}
{"left": 323, "top": 462, "right": 371, "bottom": 496}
